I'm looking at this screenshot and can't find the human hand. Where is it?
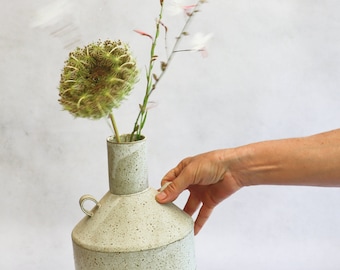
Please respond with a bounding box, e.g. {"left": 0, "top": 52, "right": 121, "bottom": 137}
{"left": 156, "top": 150, "right": 242, "bottom": 234}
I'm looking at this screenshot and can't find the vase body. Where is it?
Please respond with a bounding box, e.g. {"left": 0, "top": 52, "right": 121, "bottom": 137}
{"left": 71, "top": 135, "right": 196, "bottom": 269}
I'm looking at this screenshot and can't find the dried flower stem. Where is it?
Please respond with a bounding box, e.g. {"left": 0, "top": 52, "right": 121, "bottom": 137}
{"left": 109, "top": 113, "right": 121, "bottom": 143}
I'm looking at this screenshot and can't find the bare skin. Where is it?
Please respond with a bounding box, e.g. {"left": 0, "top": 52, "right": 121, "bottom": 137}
{"left": 156, "top": 129, "right": 340, "bottom": 235}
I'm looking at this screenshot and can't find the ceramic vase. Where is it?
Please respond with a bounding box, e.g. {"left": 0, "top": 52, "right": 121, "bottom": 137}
{"left": 71, "top": 135, "right": 196, "bottom": 269}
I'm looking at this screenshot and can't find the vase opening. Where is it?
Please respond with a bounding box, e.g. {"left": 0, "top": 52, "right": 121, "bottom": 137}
{"left": 108, "top": 134, "right": 145, "bottom": 144}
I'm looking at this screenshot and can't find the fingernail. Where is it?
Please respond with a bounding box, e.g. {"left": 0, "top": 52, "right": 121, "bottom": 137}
{"left": 156, "top": 191, "right": 167, "bottom": 200}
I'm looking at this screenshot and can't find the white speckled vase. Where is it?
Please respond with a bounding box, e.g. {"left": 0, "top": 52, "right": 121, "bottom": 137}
{"left": 71, "top": 135, "right": 196, "bottom": 269}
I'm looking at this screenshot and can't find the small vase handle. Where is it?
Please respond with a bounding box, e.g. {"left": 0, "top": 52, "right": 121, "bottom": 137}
{"left": 79, "top": 194, "right": 101, "bottom": 217}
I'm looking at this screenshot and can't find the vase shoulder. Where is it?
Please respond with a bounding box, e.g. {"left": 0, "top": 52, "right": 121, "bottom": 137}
{"left": 72, "top": 187, "right": 193, "bottom": 253}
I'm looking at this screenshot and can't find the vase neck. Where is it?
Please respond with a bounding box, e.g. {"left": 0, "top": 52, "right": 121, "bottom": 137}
{"left": 107, "top": 135, "right": 148, "bottom": 195}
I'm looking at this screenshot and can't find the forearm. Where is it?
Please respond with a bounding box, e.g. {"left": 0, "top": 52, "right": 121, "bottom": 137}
{"left": 231, "top": 129, "right": 340, "bottom": 187}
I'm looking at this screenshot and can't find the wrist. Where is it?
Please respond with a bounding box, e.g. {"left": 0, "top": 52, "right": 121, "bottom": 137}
{"left": 219, "top": 146, "right": 251, "bottom": 188}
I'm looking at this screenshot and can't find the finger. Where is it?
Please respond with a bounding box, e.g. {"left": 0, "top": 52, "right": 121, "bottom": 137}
{"left": 183, "top": 193, "right": 201, "bottom": 216}
{"left": 156, "top": 159, "right": 194, "bottom": 203}
{"left": 194, "top": 204, "right": 214, "bottom": 235}
{"left": 156, "top": 177, "right": 188, "bottom": 203}
{"left": 160, "top": 169, "right": 177, "bottom": 187}
{"left": 156, "top": 172, "right": 192, "bottom": 204}
{"left": 159, "top": 181, "right": 172, "bottom": 192}
{"left": 160, "top": 160, "right": 186, "bottom": 186}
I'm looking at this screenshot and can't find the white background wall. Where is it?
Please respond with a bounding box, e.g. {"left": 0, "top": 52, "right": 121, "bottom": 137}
{"left": 1, "top": 0, "right": 340, "bottom": 269}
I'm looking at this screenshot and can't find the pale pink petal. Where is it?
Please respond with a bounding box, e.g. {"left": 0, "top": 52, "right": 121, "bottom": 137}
{"left": 167, "top": 0, "right": 196, "bottom": 16}
{"left": 133, "top": 30, "right": 153, "bottom": 40}
{"left": 191, "top": 32, "right": 213, "bottom": 51}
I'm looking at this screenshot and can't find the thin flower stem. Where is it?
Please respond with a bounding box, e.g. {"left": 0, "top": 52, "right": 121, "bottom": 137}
{"left": 130, "top": 0, "right": 204, "bottom": 141}
{"left": 173, "top": 49, "right": 195, "bottom": 53}
{"left": 154, "top": 0, "right": 203, "bottom": 89}
{"left": 130, "top": 2, "right": 165, "bottom": 140}
{"left": 109, "top": 112, "right": 121, "bottom": 143}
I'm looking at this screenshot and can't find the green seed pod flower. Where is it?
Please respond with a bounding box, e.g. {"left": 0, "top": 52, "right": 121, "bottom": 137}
{"left": 59, "top": 40, "right": 139, "bottom": 119}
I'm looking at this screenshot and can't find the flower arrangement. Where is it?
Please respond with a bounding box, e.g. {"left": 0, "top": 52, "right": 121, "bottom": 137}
{"left": 59, "top": 0, "right": 209, "bottom": 143}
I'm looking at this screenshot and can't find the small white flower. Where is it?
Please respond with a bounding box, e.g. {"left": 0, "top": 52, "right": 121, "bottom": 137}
{"left": 191, "top": 32, "right": 213, "bottom": 52}
{"left": 167, "top": 0, "right": 184, "bottom": 16}
{"left": 167, "top": 0, "right": 196, "bottom": 16}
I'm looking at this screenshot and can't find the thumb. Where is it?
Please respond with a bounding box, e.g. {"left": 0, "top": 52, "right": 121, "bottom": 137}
{"left": 156, "top": 161, "right": 191, "bottom": 203}
{"left": 155, "top": 182, "right": 173, "bottom": 203}
{"left": 156, "top": 176, "right": 189, "bottom": 204}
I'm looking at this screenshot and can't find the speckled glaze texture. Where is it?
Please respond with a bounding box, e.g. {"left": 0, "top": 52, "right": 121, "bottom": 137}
{"left": 72, "top": 135, "right": 196, "bottom": 269}
{"left": 107, "top": 135, "right": 148, "bottom": 195}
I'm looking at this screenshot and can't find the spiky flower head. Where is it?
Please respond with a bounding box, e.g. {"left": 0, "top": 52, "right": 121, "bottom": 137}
{"left": 59, "top": 40, "right": 139, "bottom": 119}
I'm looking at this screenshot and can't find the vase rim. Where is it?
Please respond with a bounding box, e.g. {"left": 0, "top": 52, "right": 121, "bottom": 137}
{"left": 107, "top": 134, "right": 146, "bottom": 144}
